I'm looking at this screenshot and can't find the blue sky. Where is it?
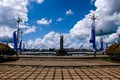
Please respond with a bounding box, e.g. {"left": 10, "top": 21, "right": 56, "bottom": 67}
{"left": 25, "top": 0, "right": 96, "bottom": 40}
{"left": 0, "top": 0, "right": 120, "bottom": 49}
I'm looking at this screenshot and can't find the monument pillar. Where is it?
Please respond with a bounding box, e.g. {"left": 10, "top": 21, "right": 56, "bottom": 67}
{"left": 60, "top": 35, "right": 63, "bottom": 49}
{"left": 57, "top": 34, "right": 67, "bottom": 56}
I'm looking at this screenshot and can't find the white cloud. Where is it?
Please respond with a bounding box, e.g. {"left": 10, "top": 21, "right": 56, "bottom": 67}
{"left": 26, "top": 31, "right": 59, "bottom": 49}
{"left": 104, "top": 33, "right": 118, "bottom": 43}
{"left": 56, "top": 18, "right": 63, "bottom": 22}
{"left": 24, "top": 26, "right": 36, "bottom": 34}
{"left": 37, "top": 18, "right": 52, "bottom": 25}
{"left": 0, "top": 0, "right": 28, "bottom": 42}
{"left": 70, "top": 17, "right": 90, "bottom": 39}
{"left": 70, "top": 0, "right": 120, "bottom": 45}
{"left": 0, "top": 26, "right": 15, "bottom": 38}
{"left": 42, "top": 31, "right": 60, "bottom": 48}
{"left": 25, "top": 31, "right": 84, "bottom": 49}
{"left": 66, "top": 9, "right": 74, "bottom": 15}
{"left": 0, "top": 0, "right": 28, "bottom": 26}
{"left": 36, "top": 0, "right": 44, "bottom": 4}
{"left": 27, "top": 39, "right": 34, "bottom": 45}
{"left": 117, "top": 27, "right": 120, "bottom": 34}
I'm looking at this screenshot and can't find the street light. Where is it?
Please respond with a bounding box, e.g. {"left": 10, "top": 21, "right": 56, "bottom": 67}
{"left": 99, "top": 28, "right": 104, "bottom": 51}
{"left": 15, "top": 17, "right": 23, "bottom": 56}
{"left": 20, "top": 30, "right": 24, "bottom": 55}
{"left": 89, "top": 13, "right": 98, "bottom": 57}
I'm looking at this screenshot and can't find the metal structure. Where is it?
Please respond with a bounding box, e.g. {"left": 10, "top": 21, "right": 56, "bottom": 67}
{"left": 99, "top": 29, "right": 104, "bottom": 51}
{"left": 15, "top": 17, "right": 23, "bottom": 56}
{"left": 89, "top": 14, "right": 98, "bottom": 57}
{"left": 60, "top": 34, "right": 63, "bottom": 49}
{"left": 19, "top": 30, "right": 23, "bottom": 55}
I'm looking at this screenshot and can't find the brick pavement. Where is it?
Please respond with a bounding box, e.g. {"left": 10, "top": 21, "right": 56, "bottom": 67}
{"left": 0, "top": 55, "right": 120, "bottom": 80}
{"left": 0, "top": 65, "right": 120, "bottom": 80}
{"left": 1, "top": 59, "right": 120, "bottom": 67}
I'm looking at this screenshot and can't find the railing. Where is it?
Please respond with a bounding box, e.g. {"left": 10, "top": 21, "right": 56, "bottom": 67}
{"left": 21, "top": 51, "right": 104, "bottom": 56}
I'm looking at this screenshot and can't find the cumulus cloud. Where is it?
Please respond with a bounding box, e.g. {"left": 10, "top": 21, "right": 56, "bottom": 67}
{"left": 117, "top": 27, "right": 120, "bottom": 34}
{"left": 26, "top": 31, "right": 59, "bottom": 49}
{"left": 26, "top": 31, "right": 83, "bottom": 49}
{"left": 0, "top": 26, "right": 15, "bottom": 38}
{"left": 70, "top": 0, "right": 120, "bottom": 45}
{"left": 36, "top": 0, "right": 44, "bottom": 4}
{"left": 0, "top": 26, "right": 15, "bottom": 43}
{"left": 37, "top": 18, "right": 52, "bottom": 25}
{"left": 0, "top": 0, "right": 28, "bottom": 26}
{"left": 56, "top": 18, "right": 63, "bottom": 22}
{"left": 104, "top": 33, "right": 119, "bottom": 44}
{"left": 70, "top": 17, "right": 90, "bottom": 39}
{"left": 24, "top": 26, "right": 36, "bottom": 34}
{"left": 0, "top": 0, "right": 28, "bottom": 42}
{"left": 94, "top": 0, "right": 120, "bottom": 35}
{"left": 66, "top": 9, "right": 74, "bottom": 15}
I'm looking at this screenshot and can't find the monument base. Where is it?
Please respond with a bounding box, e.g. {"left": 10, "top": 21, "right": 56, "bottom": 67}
{"left": 57, "top": 49, "right": 67, "bottom": 56}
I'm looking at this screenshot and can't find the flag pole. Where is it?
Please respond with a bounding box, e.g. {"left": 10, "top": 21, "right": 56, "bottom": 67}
{"left": 15, "top": 17, "right": 23, "bottom": 57}
{"left": 89, "top": 14, "right": 98, "bottom": 57}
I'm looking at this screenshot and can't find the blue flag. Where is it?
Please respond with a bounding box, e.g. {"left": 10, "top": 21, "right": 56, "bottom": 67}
{"left": 23, "top": 43, "right": 25, "bottom": 51}
{"left": 13, "top": 31, "right": 17, "bottom": 51}
{"left": 89, "top": 21, "right": 96, "bottom": 49}
{"left": 100, "top": 37, "right": 103, "bottom": 50}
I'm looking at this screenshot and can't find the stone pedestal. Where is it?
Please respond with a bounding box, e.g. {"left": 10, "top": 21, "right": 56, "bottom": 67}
{"left": 57, "top": 35, "right": 67, "bottom": 56}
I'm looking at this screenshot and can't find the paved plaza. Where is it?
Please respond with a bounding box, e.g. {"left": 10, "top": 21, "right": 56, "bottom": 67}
{"left": 0, "top": 65, "right": 120, "bottom": 80}
{"left": 0, "top": 55, "right": 120, "bottom": 80}
{"left": 1, "top": 55, "right": 120, "bottom": 67}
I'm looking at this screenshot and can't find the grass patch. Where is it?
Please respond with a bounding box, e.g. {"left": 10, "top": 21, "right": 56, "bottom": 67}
{"left": 101, "top": 57, "right": 120, "bottom": 63}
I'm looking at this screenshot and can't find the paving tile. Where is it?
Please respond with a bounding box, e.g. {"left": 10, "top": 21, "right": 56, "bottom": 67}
{"left": 25, "top": 79, "right": 34, "bottom": 80}
{"left": 44, "top": 79, "right": 53, "bottom": 80}
{"left": 71, "top": 75, "right": 80, "bottom": 78}
{"left": 7, "top": 79, "right": 18, "bottom": 80}
{"left": 0, "top": 65, "right": 120, "bottom": 79}
{"left": 15, "top": 79, "right": 25, "bottom": 80}
{"left": 90, "top": 78, "right": 101, "bottom": 80}
{"left": 80, "top": 75, "right": 90, "bottom": 79}
{"left": 82, "top": 78, "right": 91, "bottom": 80}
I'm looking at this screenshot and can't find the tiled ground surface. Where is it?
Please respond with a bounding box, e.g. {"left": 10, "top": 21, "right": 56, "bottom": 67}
{"left": 0, "top": 66, "right": 120, "bottom": 80}
{"left": 1, "top": 59, "right": 120, "bottom": 67}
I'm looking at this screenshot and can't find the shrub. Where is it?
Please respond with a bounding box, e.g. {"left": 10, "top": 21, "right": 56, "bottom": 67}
{"left": 0, "top": 43, "right": 17, "bottom": 56}
{"left": 105, "top": 43, "right": 120, "bottom": 57}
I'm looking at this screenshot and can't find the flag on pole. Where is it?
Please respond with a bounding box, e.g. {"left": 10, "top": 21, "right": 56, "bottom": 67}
{"left": 89, "top": 21, "right": 96, "bottom": 49}
{"left": 13, "top": 31, "right": 17, "bottom": 51}
{"left": 23, "top": 43, "right": 25, "bottom": 51}
{"left": 100, "top": 37, "right": 103, "bottom": 50}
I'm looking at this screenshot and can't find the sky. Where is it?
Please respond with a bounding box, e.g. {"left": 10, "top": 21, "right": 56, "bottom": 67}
{"left": 0, "top": 0, "right": 120, "bottom": 49}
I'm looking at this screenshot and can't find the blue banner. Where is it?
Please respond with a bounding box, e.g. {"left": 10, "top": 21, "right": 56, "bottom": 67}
{"left": 23, "top": 43, "right": 25, "bottom": 51}
{"left": 89, "top": 21, "right": 96, "bottom": 49}
{"left": 13, "top": 31, "right": 17, "bottom": 51}
{"left": 100, "top": 37, "right": 103, "bottom": 50}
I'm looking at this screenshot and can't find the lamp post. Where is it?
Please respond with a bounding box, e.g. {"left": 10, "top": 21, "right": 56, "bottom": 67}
{"left": 16, "top": 17, "right": 23, "bottom": 57}
{"left": 100, "top": 29, "right": 104, "bottom": 51}
{"left": 20, "top": 30, "right": 23, "bottom": 55}
{"left": 89, "top": 14, "right": 98, "bottom": 57}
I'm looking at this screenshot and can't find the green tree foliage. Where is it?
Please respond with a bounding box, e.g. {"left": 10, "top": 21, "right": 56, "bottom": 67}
{"left": 105, "top": 43, "right": 120, "bottom": 57}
